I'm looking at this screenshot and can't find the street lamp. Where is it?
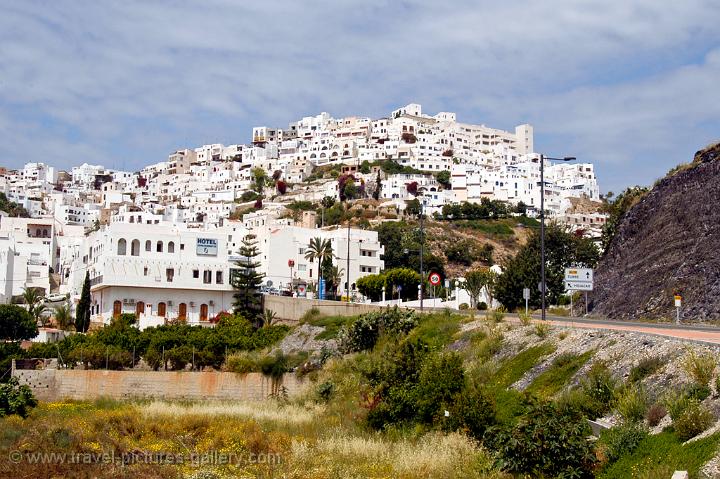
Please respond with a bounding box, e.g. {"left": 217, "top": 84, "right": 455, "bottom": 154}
{"left": 539, "top": 154, "right": 576, "bottom": 322}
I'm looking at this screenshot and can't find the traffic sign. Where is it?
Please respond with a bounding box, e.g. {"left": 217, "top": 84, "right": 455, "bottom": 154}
{"left": 297, "top": 283, "right": 307, "bottom": 297}
{"left": 523, "top": 288, "right": 530, "bottom": 300}
{"left": 564, "top": 267, "right": 594, "bottom": 291}
{"left": 429, "top": 272, "right": 441, "bottom": 286}
{"left": 675, "top": 295, "right": 682, "bottom": 307}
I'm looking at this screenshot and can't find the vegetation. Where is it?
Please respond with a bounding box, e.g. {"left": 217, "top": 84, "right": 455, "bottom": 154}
{"left": 0, "top": 192, "right": 29, "bottom": 217}
{"left": 526, "top": 350, "right": 593, "bottom": 398}
{"left": 681, "top": 348, "right": 717, "bottom": 387}
{"left": 356, "top": 268, "right": 421, "bottom": 302}
{"left": 461, "top": 268, "right": 497, "bottom": 309}
{"left": 600, "top": 186, "right": 649, "bottom": 251}
{"left": 495, "top": 224, "right": 599, "bottom": 310}
{"left": 628, "top": 355, "right": 665, "bottom": 383}
{"left": 232, "top": 234, "right": 265, "bottom": 326}
{"left": 0, "top": 377, "right": 37, "bottom": 417}
{"left": 439, "top": 199, "right": 509, "bottom": 221}
{"left": 0, "top": 304, "right": 38, "bottom": 341}
{"left": 75, "top": 272, "right": 92, "bottom": 333}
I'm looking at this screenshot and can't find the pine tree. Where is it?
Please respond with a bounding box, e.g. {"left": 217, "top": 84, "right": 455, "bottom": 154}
{"left": 232, "top": 234, "right": 265, "bottom": 327}
{"left": 75, "top": 272, "right": 91, "bottom": 333}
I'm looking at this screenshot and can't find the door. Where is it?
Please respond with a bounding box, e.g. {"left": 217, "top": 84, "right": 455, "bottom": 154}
{"left": 113, "top": 300, "right": 122, "bottom": 319}
{"left": 178, "top": 303, "right": 187, "bottom": 321}
{"left": 200, "top": 304, "right": 209, "bottom": 322}
{"left": 135, "top": 301, "right": 145, "bottom": 316}
{"left": 158, "top": 302, "right": 166, "bottom": 317}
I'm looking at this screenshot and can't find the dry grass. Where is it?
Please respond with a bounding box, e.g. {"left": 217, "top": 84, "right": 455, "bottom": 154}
{"left": 141, "top": 400, "right": 324, "bottom": 426}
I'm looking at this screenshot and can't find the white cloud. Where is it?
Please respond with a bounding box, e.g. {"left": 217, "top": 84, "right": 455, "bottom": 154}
{"left": 0, "top": 0, "right": 718, "bottom": 190}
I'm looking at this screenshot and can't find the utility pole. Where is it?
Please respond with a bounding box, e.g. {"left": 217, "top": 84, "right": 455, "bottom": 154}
{"left": 346, "top": 214, "right": 351, "bottom": 302}
{"left": 419, "top": 199, "right": 424, "bottom": 312}
{"left": 540, "top": 154, "right": 546, "bottom": 322}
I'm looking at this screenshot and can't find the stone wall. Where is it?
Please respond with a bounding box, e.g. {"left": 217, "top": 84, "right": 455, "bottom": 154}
{"left": 264, "top": 295, "right": 386, "bottom": 321}
{"left": 12, "top": 367, "right": 307, "bottom": 402}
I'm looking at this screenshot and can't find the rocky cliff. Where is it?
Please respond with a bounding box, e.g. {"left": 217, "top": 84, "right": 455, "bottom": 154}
{"left": 591, "top": 142, "right": 720, "bottom": 321}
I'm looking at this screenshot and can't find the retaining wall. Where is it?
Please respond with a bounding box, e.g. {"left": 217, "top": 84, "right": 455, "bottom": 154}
{"left": 264, "top": 295, "right": 387, "bottom": 321}
{"left": 12, "top": 367, "right": 307, "bottom": 402}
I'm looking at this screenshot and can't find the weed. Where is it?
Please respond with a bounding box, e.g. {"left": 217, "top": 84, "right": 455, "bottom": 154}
{"left": 682, "top": 349, "right": 717, "bottom": 386}
{"left": 616, "top": 384, "right": 648, "bottom": 423}
{"left": 646, "top": 404, "right": 667, "bottom": 427}
{"left": 674, "top": 400, "right": 715, "bottom": 441}
{"left": 629, "top": 356, "right": 665, "bottom": 383}
{"left": 534, "top": 322, "right": 551, "bottom": 338}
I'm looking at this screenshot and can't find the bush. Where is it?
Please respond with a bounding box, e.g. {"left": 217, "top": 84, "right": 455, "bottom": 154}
{"left": 518, "top": 312, "right": 532, "bottom": 326}
{"left": 663, "top": 390, "right": 693, "bottom": 420}
{"left": 534, "top": 322, "right": 551, "bottom": 338}
{"left": 599, "top": 422, "right": 648, "bottom": 463}
{"left": 443, "top": 385, "right": 496, "bottom": 440}
{"left": 687, "top": 383, "right": 711, "bottom": 402}
{"left": 338, "top": 308, "right": 417, "bottom": 353}
{"left": 486, "top": 307, "right": 505, "bottom": 323}
{"left": 485, "top": 401, "right": 597, "bottom": 477}
{"left": 459, "top": 303, "right": 469, "bottom": 310}
{"left": 0, "top": 377, "right": 37, "bottom": 418}
{"left": 582, "top": 360, "right": 617, "bottom": 408}
{"left": 316, "top": 380, "right": 335, "bottom": 402}
{"left": 646, "top": 404, "right": 667, "bottom": 427}
{"left": 629, "top": 356, "right": 664, "bottom": 383}
{"left": 477, "top": 302, "right": 488, "bottom": 311}
{"left": 682, "top": 349, "right": 717, "bottom": 386}
{"left": 616, "top": 384, "right": 648, "bottom": 423}
{"left": 674, "top": 400, "right": 715, "bottom": 441}
{"left": 225, "top": 351, "right": 259, "bottom": 374}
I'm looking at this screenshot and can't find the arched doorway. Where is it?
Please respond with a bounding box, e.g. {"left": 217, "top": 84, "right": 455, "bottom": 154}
{"left": 135, "top": 301, "right": 145, "bottom": 316}
{"left": 113, "top": 300, "right": 122, "bottom": 318}
{"left": 178, "top": 303, "right": 187, "bottom": 321}
{"left": 200, "top": 304, "right": 209, "bottom": 322}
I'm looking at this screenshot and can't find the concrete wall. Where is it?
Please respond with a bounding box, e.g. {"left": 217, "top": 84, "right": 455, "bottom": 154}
{"left": 13, "top": 367, "right": 307, "bottom": 402}
{"left": 264, "top": 295, "right": 387, "bottom": 321}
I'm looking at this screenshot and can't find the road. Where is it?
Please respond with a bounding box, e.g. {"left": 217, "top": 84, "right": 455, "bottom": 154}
{"left": 514, "top": 313, "right": 720, "bottom": 345}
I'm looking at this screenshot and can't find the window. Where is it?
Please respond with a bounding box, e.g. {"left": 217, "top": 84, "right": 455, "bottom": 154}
{"left": 131, "top": 240, "right": 140, "bottom": 256}
{"left": 193, "top": 269, "right": 199, "bottom": 279}
{"left": 144, "top": 267, "right": 148, "bottom": 276}
{"left": 203, "top": 270, "right": 212, "bottom": 284}
{"left": 117, "top": 238, "right": 127, "bottom": 255}
{"left": 145, "top": 240, "right": 151, "bottom": 251}
{"left": 136, "top": 301, "right": 145, "bottom": 316}
{"left": 168, "top": 241, "right": 175, "bottom": 253}
{"left": 166, "top": 268, "right": 174, "bottom": 282}
{"left": 298, "top": 264, "right": 307, "bottom": 272}
{"left": 156, "top": 241, "right": 163, "bottom": 253}
{"left": 216, "top": 271, "right": 223, "bottom": 284}
{"left": 298, "top": 247, "right": 305, "bottom": 255}
{"left": 180, "top": 244, "right": 185, "bottom": 250}
{"left": 178, "top": 303, "right": 187, "bottom": 320}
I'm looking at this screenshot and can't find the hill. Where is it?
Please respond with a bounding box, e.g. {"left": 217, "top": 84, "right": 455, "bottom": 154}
{"left": 591, "top": 142, "right": 720, "bottom": 321}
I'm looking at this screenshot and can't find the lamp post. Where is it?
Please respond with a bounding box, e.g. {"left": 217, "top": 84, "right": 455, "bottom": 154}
{"left": 419, "top": 199, "right": 425, "bottom": 312}
{"left": 539, "top": 154, "right": 576, "bottom": 322}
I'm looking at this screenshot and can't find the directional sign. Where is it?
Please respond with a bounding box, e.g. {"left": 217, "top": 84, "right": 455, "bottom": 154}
{"left": 564, "top": 267, "right": 594, "bottom": 291}
{"left": 523, "top": 288, "right": 531, "bottom": 300}
{"left": 429, "top": 272, "right": 441, "bottom": 286}
{"left": 675, "top": 295, "right": 682, "bottom": 307}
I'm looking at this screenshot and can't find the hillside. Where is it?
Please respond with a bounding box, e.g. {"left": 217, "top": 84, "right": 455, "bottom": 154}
{"left": 591, "top": 142, "right": 720, "bottom": 321}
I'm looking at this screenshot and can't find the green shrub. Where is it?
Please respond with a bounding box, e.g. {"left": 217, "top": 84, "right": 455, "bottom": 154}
{"left": 628, "top": 356, "right": 664, "bottom": 383}
{"left": 0, "top": 377, "right": 37, "bottom": 418}
{"left": 599, "top": 422, "right": 648, "bottom": 463}
{"left": 300, "top": 307, "right": 322, "bottom": 323}
{"left": 459, "top": 303, "right": 469, "bottom": 310}
{"left": 473, "top": 327, "right": 504, "bottom": 360}
{"left": 337, "top": 307, "right": 417, "bottom": 353}
{"left": 687, "top": 383, "right": 711, "bottom": 402}
{"left": 646, "top": 404, "right": 667, "bottom": 427}
{"left": 487, "top": 307, "right": 505, "bottom": 323}
{"left": 316, "top": 380, "right": 335, "bottom": 402}
{"left": 579, "top": 360, "right": 617, "bottom": 417}
{"left": 518, "top": 312, "right": 532, "bottom": 326}
{"left": 682, "top": 349, "right": 717, "bottom": 386}
{"left": 485, "top": 401, "right": 597, "bottom": 477}
{"left": 414, "top": 352, "right": 466, "bottom": 423}
{"left": 225, "top": 351, "right": 260, "bottom": 374}
{"left": 674, "top": 400, "right": 715, "bottom": 441}
{"left": 477, "top": 302, "right": 488, "bottom": 311}
{"left": 616, "top": 384, "right": 648, "bottom": 423}
{"left": 663, "top": 390, "right": 693, "bottom": 420}
{"left": 534, "top": 322, "right": 551, "bottom": 338}
{"left": 443, "top": 385, "right": 496, "bottom": 440}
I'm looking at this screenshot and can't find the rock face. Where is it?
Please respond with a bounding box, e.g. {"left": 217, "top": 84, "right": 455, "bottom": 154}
{"left": 591, "top": 143, "right": 720, "bottom": 321}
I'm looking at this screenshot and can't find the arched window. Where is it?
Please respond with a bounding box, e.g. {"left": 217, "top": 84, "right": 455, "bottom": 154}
{"left": 113, "top": 300, "right": 122, "bottom": 318}
{"left": 131, "top": 239, "right": 140, "bottom": 256}
{"left": 157, "top": 302, "right": 166, "bottom": 317}
{"left": 178, "top": 303, "right": 187, "bottom": 321}
{"left": 200, "top": 304, "right": 209, "bottom": 322}
{"left": 135, "top": 301, "right": 145, "bottom": 316}
{"left": 117, "top": 238, "right": 127, "bottom": 255}
{"left": 168, "top": 241, "right": 175, "bottom": 253}
{"left": 145, "top": 240, "right": 151, "bottom": 251}
{"left": 156, "top": 241, "right": 163, "bottom": 253}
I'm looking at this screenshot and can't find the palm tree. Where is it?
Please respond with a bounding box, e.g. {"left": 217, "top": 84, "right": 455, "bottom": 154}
{"left": 304, "top": 237, "right": 333, "bottom": 290}
{"left": 22, "top": 288, "right": 46, "bottom": 325}
{"left": 53, "top": 304, "right": 74, "bottom": 330}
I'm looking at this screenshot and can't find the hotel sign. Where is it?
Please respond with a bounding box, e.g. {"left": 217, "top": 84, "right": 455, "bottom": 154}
{"left": 197, "top": 238, "right": 218, "bottom": 256}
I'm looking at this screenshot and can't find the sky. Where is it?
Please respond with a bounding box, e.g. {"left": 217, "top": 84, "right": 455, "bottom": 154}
{"left": 1, "top": 0, "right": 719, "bottom": 193}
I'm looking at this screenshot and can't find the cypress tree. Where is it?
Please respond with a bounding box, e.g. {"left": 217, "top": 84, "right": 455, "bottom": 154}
{"left": 75, "top": 272, "right": 91, "bottom": 332}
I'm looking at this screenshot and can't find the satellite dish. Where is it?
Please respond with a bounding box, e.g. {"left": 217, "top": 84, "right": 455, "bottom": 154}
{"left": 266, "top": 280, "right": 273, "bottom": 287}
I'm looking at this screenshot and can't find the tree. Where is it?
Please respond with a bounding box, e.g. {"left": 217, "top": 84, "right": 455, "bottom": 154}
{"left": 53, "top": 303, "right": 74, "bottom": 330}
{"left": 22, "top": 288, "right": 46, "bottom": 325}
{"left": 251, "top": 167, "right": 270, "bottom": 196}
{"left": 0, "top": 304, "right": 38, "bottom": 341}
{"left": 356, "top": 273, "right": 386, "bottom": 301}
{"left": 405, "top": 199, "right": 421, "bottom": 216}
{"left": 359, "top": 160, "right": 371, "bottom": 174}
{"left": 494, "top": 224, "right": 599, "bottom": 310}
{"left": 304, "top": 237, "right": 333, "bottom": 291}
{"left": 324, "top": 265, "right": 345, "bottom": 299}
{"left": 462, "top": 268, "right": 496, "bottom": 308}
{"left": 406, "top": 181, "right": 418, "bottom": 196}
{"left": 321, "top": 196, "right": 336, "bottom": 209}
{"left": 373, "top": 169, "right": 382, "bottom": 201}
{"left": 384, "top": 268, "right": 421, "bottom": 301}
{"left": 75, "top": 272, "right": 92, "bottom": 333}
{"left": 600, "top": 186, "right": 649, "bottom": 251}
{"left": 232, "top": 235, "right": 265, "bottom": 327}
{"left": 0, "top": 377, "right": 37, "bottom": 418}
{"left": 436, "top": 170, "right": 451, "bottom": 188}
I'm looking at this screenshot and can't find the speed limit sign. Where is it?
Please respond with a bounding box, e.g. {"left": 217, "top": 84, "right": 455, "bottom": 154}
{"left": 428, "top": 272, "right": 441, "bottom": 286}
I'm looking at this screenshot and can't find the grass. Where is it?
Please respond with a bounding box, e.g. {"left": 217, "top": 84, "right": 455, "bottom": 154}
{"left": 599, "top": 431, "right": 720, "bottom": 479}
{"left": 525, "top": 350, "right": 594, "bottom": 398}
{"left": 490, "top": 343, "right": 556, "bottom": 390}
{"left": 459, "top": 220, "right": 514, "bottom": 236}
{"left": 408, "top": 312, "right": 461, "bottom": 350}
{"left": 307, "top": 315, "right": 356, "bottom": 340}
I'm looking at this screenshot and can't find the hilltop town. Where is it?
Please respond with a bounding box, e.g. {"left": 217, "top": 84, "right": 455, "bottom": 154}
{"left": 0, "top": 103, "right": 603, "bottom": 328}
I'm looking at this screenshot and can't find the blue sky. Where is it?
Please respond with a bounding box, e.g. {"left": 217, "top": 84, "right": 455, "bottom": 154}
{"left": 1, "top": 0, "right": 719, "bottom": 193}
